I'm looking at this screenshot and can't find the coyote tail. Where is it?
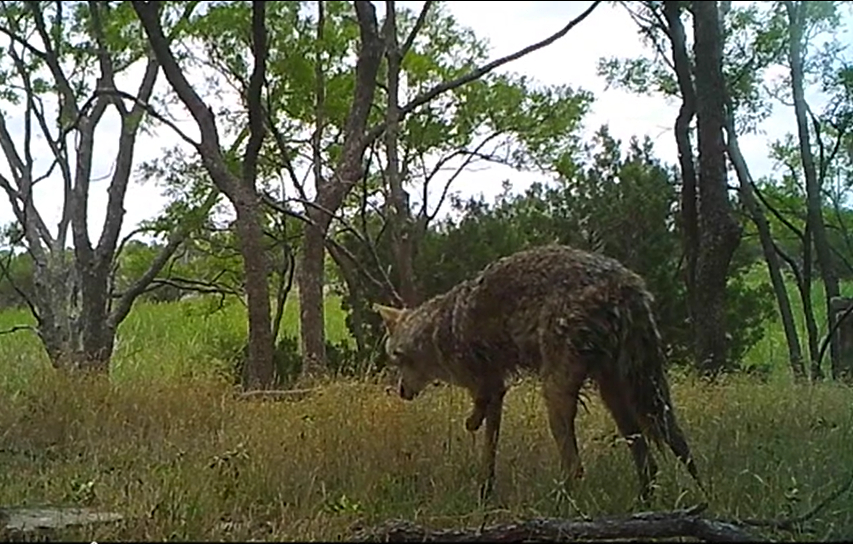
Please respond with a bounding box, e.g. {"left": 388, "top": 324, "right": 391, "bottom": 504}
{"left": 619, "top": 289, "right": 701, "bottom": 485}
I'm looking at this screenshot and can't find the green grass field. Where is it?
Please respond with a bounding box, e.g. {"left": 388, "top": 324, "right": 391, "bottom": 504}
{"left": 1, "top": 267, "right": 852, "bottom": 541}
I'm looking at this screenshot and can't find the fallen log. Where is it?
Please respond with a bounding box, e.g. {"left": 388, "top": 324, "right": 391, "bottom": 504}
{"left": 1, "top": 506, "right": 123, "bottom": 541}
{"left": 351, "top": 505, "right": 759, "bottom": 542}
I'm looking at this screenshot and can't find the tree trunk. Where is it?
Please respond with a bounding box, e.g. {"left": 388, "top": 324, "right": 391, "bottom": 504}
{"left": 785, "top": 0, "right": 840, "bottom": 380}
{"left": 298, "top": 218, "right": 328, "bottom": 379}
{"left": 663, "top": 1, "right": 700, "bottom": 349}
{"left": 724, "top": 115, "right": 805, "bottom": 379}
{"left": 800, "top": 223, "right": 823, "bottom": 378}
{"left": 383, "top": 0, "right": 418, "bottom": 307}
{"left": 296, "top": 0, "right": 384, "bottom": 379}
{"left": 134, "top": 0, "right": 277, "bottom": 389}
{"left": 692, "top": 0, "right": 742, "bottom": 374}
{"left": 234, "top": 196, "right": 276, "bottom": 389}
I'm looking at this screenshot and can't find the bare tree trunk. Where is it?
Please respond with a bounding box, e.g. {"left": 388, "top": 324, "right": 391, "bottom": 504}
{"left": 785, "top": 0, "right": 840, "bottom": 380}
{"left": 133, "top": 0, "right": 276, "bottom": 389}
{"left": 692, "top": 0, "right": 742, "bottom": 374}
{"left": 724, "top": 112, "right": 805, "bottom": 379}
{"left": 298, "top": 0, "right": 384, "bottom": 379}
{"left": 383, "top": 0, "right": 418, "bottom": 306}
{"left": 298, "top": 221, "right": 328, "bottom": 378}
{"left": 235, "top": 195, "right": 275, "bottom": 388}
{"left": 663, "top": 1, "right": 700, "bottom": 348}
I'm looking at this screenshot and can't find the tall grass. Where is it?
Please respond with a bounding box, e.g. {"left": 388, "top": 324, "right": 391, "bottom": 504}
{"left": 1, "top": 271, "right": 852, "bottom": 541}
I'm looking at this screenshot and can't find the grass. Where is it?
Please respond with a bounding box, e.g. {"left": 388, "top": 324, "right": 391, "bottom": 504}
{"left": 1, "top": 270, "right": 853, "bottom": 541}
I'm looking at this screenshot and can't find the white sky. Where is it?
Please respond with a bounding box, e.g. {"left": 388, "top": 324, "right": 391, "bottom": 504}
{"left": 0, "top": 1, "right": 843, "bottom": 245}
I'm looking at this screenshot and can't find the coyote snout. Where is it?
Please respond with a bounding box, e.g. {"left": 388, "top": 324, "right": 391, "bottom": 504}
{"left": 398, "top": 380, "right": 417, "bottom": 400}
{"left": 373, "top": 244, "right": 703, "bottom": 503}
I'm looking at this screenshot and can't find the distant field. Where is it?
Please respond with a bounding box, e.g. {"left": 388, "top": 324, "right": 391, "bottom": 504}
{"left": 3, "top": 262, "right": 852, "bottom": 383}
{"left": 0, "top": 291, "right": 352, "bottom": 389}
{"left": 1, "top": 267, "right": 852, "bottom": 540}
{"left": 740, "top": 264, "right": 853, "bottom": 376}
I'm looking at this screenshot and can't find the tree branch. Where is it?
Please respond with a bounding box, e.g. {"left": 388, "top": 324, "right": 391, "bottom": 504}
{"left": 399, "top": 0, "right": 433, "bottom": 59}
{"left": 108, "top": 189, "right": 219, "bottom": 328}
{"left": 362, "top": 0, "right": 602, "bottom": 151}
{"left": 95, "top": 55, "right": 161, "bottom": 266}
{"left": 352, "top": 505, "right": 759, "bottom": 543}
{"left": 241, "top": 0, "right": 267, "bottom": 194}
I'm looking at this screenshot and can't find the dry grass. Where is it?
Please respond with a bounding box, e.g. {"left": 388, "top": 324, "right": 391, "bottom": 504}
{"left": 2, "top": 286, "right": 853, "bottom": 541}
{"left": 1, "top": 367, "right": 852, "bottom": 541}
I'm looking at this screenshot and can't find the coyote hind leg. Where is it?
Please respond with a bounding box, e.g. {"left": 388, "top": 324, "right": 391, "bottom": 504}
{"left": 477, "top": 389, "right": 506, "bottom": 501}
{"left": 597, "top": 371, "right": 658, "bottom": 503}
{"left": 541, "top": 358, "right": 587, "bottom": 483}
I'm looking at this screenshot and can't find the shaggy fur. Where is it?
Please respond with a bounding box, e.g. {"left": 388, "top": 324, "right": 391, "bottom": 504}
{"left": 376, "top": 244, "right": 701, "bottom": 501}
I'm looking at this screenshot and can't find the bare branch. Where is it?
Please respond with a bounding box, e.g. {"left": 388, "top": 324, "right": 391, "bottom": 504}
{"left": 0, "top": 324, "right": 37, "bottom": 337}
{"left": 740, "top": 470, "right": 853, "bottom": 532}
{"left": 95, "top": 55, "right": 161, "bottom": 265}
{"left": 0, "top": 117, "right": 54, "bottom": 251}
{"left": 108, "top": 189, "right": 219, "bottom": 328}
{"left": 352, "top": 505, "right": 760, "bottom": 543}
{"left": 399, "top": 0, "right": 433, "bottom": 59}
{"left": 311, "top": 0, "right": 326, "bottom": 197}
{"left": 260, "top": 192, "right": 403, "bottom": 305}
{"left": 241, "top": 0, "right": 267, "bottom": 194}
{"left": 132, "top": 0, "right": 237, "bottom": 199}
{"left": 363, "top": 0, "right": 602, "bottom": 150}
{"left": 0, "top": 246, "right": 39, "bottom": 320}
{"left": 87, "top": 1, "right": 122, "bottom": 113}
{"left": 318, "top": 0, "right": 384, "bottom": 215}
{"left": 420, "top": 131, "right": 504, "bottom": 223}
{"left": 24, "top": 0, "right": 82, "bottom": 120}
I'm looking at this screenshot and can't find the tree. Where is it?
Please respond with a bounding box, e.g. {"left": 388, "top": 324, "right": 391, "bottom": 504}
{"left": 691, "top": 0, "right": 742, "bottom": 373}
{"left": 0, "top": 1, "right": 213, "bottom": 370}
{"left": 295, "top": 0, "right": 603, "bottom": 378}
{"left": 183, "top": 0, "right": 603, "bottom": 378}
{"left": 783, "top": 0, "right": 842, "bottom": 380}
{"left": 597, "top": 0, "right": 841, "bottom": 376}
{"left": 132, "top": 0, "right": 278, "bottom": 389}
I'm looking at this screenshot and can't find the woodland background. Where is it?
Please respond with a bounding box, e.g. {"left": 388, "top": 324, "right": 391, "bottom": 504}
{"left": 0, "top": 1, "right": 852, "bottom": 541}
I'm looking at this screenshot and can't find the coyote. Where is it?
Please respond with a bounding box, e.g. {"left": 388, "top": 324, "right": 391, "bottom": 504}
{"left": 375, "top": 244, "right": 701, "bottom": 501}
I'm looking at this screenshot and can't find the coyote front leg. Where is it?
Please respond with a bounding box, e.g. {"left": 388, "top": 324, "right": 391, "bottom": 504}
{"left": 474, "top": 389, "right": 506, "bottom": 501}
{"left": 542, "top": 366, "right": 587, "bottom": 482}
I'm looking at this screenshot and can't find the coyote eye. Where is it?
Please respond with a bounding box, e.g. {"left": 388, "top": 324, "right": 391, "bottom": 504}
{"left": 391, "top": 349, "right": 409, "bottom": 365}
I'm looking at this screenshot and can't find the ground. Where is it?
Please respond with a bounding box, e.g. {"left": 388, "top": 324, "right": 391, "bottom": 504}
{"left": 0, "top": 266, "right": 852, "bottom": 541}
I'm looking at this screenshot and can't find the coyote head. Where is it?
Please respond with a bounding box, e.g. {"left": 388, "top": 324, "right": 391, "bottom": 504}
{"left": 374, "top": 303, "right": 441, "bottom": 401}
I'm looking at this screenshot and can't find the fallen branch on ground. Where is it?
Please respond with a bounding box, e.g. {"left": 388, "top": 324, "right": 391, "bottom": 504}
{"left": 351, "top": 466, "right": 853, "bottom": 542}
{"left": 739, "top": 470, "right": 853, "bottom": 531}
{"left": 1, "top": 506, "right": 123, "bottom": 540}
{"left": 350, "top": 504, "right": 759, "bottom": 542}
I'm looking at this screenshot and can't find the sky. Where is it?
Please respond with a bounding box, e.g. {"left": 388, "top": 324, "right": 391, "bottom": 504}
{"left": 0, "top": 1, "right": 841, "bottom": 246}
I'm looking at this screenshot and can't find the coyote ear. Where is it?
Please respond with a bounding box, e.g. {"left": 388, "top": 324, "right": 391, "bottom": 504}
{"left": 373, "top": 303, "right": 406, "bottom": 332}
